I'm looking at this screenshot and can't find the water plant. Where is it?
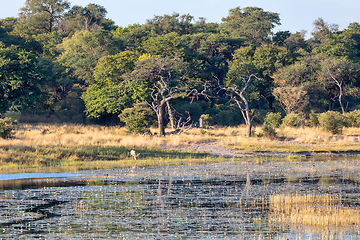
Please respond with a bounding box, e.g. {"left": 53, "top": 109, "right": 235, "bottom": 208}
{"left": 269, "top": 193, "right": 360, "bottom": 230}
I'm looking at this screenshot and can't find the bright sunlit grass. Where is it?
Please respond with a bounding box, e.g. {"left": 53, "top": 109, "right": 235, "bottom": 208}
{"left": 1, "top": 123, "right": 360, "bottom": 172}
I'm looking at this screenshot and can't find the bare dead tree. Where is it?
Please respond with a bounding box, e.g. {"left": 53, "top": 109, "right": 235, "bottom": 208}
{"left": 224, "top": 74, "right": 258, "bottom": 137}
{"left": 149, "top": 75, "right": 185, "bottom": 136}
{"left": 328, "top": 71, "right": 345, "bottom": 114}
{"left": 131, "top": 56, "right": 213, "bottom": 136}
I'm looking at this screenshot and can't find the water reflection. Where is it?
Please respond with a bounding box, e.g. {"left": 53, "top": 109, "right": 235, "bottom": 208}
{"left": 0, "top": 159, "right": 359, "bottom": 239}
{"left": 0, "top": 172, "right": 80, "bottom": 181}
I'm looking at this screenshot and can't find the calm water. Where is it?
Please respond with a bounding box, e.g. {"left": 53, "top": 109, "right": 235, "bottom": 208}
{"left": 0, "top": 158, "right": 359, "bottom": 239}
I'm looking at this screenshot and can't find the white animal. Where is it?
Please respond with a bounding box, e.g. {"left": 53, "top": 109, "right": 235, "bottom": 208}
{"left": 130, "top": 150, "right": 137, "bottom": 160}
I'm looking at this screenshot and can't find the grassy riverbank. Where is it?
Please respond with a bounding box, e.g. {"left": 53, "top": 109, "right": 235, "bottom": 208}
{"left": 1, "top": 123, "right": 360, "bottom": 173}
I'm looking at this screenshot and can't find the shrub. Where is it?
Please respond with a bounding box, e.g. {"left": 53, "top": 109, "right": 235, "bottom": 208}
{"left": 282, "top": 113, "right": 302, "bottom": 127}
{"left": 309, "top": 110, "right": 320, "bottom": 127}
{"left": 119, "top": 102, "right": 156, "bottom": 134}
{"left": 264, "top": 112, "right": 282, "bottom": 129}
{"left": 344, "top": 110, "right": 360, "bottom": 127}
{"left": 3, "top": 111, "right": 21, "bottom": 122}
{"left": 262, "top": 112, "right": 281, "bottom": 138}
{"left": 318, "top": 111, "right": 344, "bottom": 134}
{"left": 0, "top": 117, "right": 15, "bottom": 138}
{"left": 262, "top": 122, "right": 277, "bottom": 139}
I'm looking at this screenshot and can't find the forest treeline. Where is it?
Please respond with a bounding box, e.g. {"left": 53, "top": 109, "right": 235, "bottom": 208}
{"left": 1, "top": 0, "right": 360, "bottom": 136}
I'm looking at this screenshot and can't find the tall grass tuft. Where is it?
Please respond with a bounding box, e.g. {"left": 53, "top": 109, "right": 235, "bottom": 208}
{"left": 270, "top": 193, "right": 360, "bottom": 230}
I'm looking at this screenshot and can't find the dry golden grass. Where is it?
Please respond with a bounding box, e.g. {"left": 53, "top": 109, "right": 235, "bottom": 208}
{"left": 4, "top": 123, "right": 360, "bottom": 153}
{"left": 270, "top": 193, "right": 360, "bottom": 230}
{"left": 1, "top": 124, "right": 231, "bottom": 172}
{"left": 216, "top": 125, "right": 360, "bottom": 153}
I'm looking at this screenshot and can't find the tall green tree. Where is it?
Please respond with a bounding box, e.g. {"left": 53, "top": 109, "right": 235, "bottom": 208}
{"left": 183, "top": 32, "right": 242, "bottom": 86}
{"left": 141, "top": 32, "right": 185, "bottom": 58}
{"left": 81, "top": 51, "right": 138, "bottom": 120}
{"left": 0, "top": 42, "right": 44, "bottom": 112}
{"left": 312, "top": 29, "right": 358, "bottom": 61}
{"left": 274, "top": 54, "right": 360, "bottom": 112}
{"left": 60, "top": 3, "right": 115, "bottom": 35}
{"left": 112, "top": 23, "right": 149, "bottom": 52}
{"left": 222, "top": 6, "right": 280, "bottom": 45}
{"left": 13, "top": 0, "right": 70, "bottom": 37}
{"left": 343, "top": 22, "right": 360, "bottom": 60}
{"left": 311, "top": 18, "right": 339, "bottom": 44}
{"left": 318, "top": 57, "right": 360, "bottom": 113}
{"left": 0, "top": 17, "right": 18, "bottom": 32}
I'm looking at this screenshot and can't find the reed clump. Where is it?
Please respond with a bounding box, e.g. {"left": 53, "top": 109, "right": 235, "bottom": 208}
{"left": 269, "top": 193, "right": 360, "bottom": 230}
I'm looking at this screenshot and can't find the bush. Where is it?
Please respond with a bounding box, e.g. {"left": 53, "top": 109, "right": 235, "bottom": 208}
{"left": 309, "top": 110, "right": 320, "bottom": 127}
{"left": 282, "top": 113, "right": 302, "bottom": 127}
{"left": 262, "top": 112, "right": 281, "bottom": 138}
{"left": 262, "top": 122, "right": 277, "bottom": 139}
{"left": 0, "top": 117, "right": 15, "bottom": 138}
{"left": 344, "top": 110, "right": 360, "bottom": 127}
{"left": 119, "top": 102, "right": 156, "bottom": 134}
{"left": 318, "top": 111, "right": 344, "bottom": 134}
{"left": 264, "top": 112, "right": 282, "bottom": 129}
{"left": 3, "top": 111, "right": 21, "bottom": 122}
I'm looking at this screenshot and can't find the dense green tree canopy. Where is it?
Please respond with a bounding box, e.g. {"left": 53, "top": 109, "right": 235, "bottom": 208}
{"left": 222, "top": 6, "right": 280, "bottom": 45}
{"left": 57, "top": 29, "right": 124, "bottom": 84}
{"left": 81, "top": 51, "right": 138, "bottom": 119}
{"left": 0, "top": 42, "right": 44, "bottom": 111}
{"left": 60, "top": 3, "right": 116, "bottom": 35}
{"left": 141, "top": 32, "right": 185, "bottom": 58}
{"left": 1, "top": 1, "right": 360, "bottom": 126}
{"left": 144, "top": 13, "right": 196, "bottom": 36}
{"left": 274, "top": 54, "right": 360, "bottom": 111}
{"left": 13, "top": 0, "right": 70, "bottom": 37}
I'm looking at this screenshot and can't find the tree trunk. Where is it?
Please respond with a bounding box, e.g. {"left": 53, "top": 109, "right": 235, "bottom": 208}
{"left": 48, "top": 14, "right": 53, "bottom": 32}
{"left": 246, "top": 121, "right": 252, "bottom": 138}
{"left": 166, "top": 101, "right": 176, "bottom": 129}
{"left": 328, "top": 99, "right": 334, "bottom": 111}
{"left": 235, "top": 94, "right": 252, "bottom": 137}
{"left": 199, "top": 117, "right": 204, "bottom": 128}
{"left": 157, "top": 102, "right": 166, "bottom": 136}
{"left": 266, "top": 96, "right": 273, "bottom": 111}
{"left": 339, "top": 85, "right": 345, "bottom": 114}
